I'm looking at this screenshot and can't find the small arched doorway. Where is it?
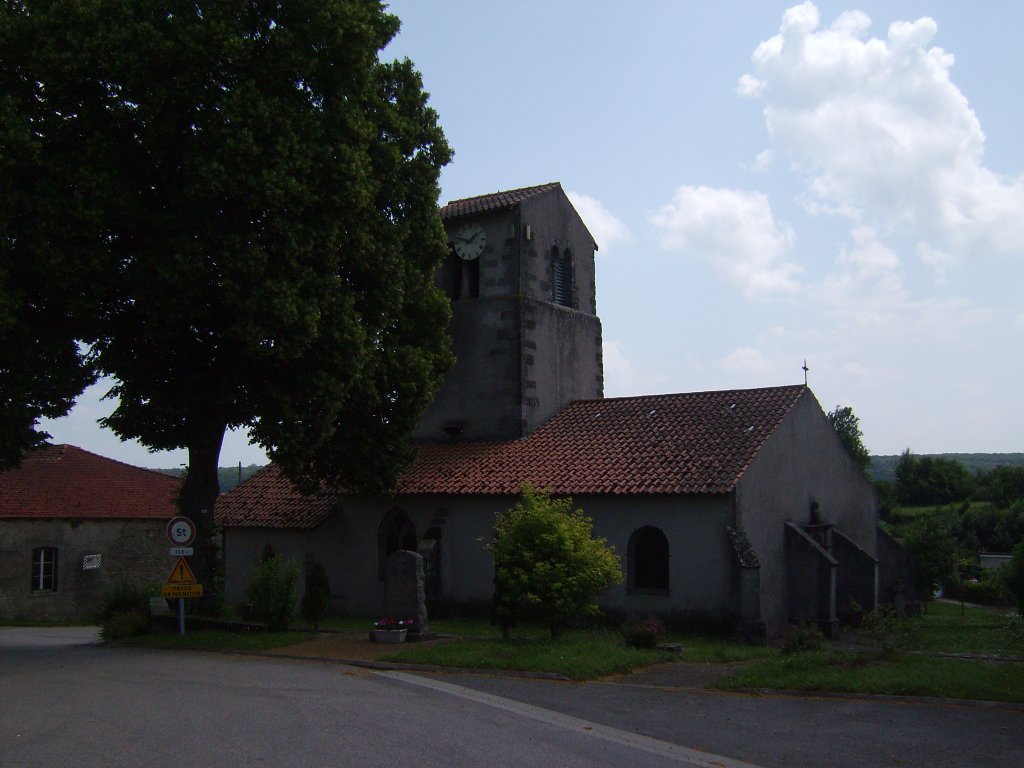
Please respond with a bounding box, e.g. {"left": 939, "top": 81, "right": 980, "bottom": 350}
{"left": 629, "top": 526, "right": 670, "bottom": 595}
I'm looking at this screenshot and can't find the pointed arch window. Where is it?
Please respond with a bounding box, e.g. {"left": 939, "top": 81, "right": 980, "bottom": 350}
{"left": 378, "top": 508, "right": 417, "bottom": 579}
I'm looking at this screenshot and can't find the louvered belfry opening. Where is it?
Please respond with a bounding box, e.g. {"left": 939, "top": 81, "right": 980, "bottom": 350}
{"left": 552, "top": 246, "right": 572, "bottom": 307}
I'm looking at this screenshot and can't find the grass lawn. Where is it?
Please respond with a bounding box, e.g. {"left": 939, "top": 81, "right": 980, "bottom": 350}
{"left": 377, "top": 622, "right": 773, "bottom": 679}
{"left": 109, "top": 601, "right": 1022, "bottom": 700}
{"left": 717, "top": 651, "right": 1024, "bottom": 703}
{"left": 380, "top": 628, "right": 666, "bottom": 679}
{"left": 114, "top": 629, "right": 310, "bottom": 653}
{"left": 717, "top": 602, "right": 1024, "bottom": 702}
{"left": 909, "top": 601, "right": 1021, "bottom": 655}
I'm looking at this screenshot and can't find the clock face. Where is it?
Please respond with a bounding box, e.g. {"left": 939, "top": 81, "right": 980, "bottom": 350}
{"left": 453, "top": 222, "right": 486, "bottom": 261}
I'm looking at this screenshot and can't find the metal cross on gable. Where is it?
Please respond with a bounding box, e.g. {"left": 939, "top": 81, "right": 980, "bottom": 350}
{"left": 802, "top": 359, "right": 809, "bottom": 385}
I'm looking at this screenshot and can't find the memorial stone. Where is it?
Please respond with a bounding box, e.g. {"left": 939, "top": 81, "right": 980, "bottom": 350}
{"left": 382, "top": 550, "right": 429, "bottom": 638}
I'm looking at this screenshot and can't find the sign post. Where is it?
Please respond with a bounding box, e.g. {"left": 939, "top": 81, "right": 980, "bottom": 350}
{"left": 163, "top": 518, "right": 201, "bottom": 635}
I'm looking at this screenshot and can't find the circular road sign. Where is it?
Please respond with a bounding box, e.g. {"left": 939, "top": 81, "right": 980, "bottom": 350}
{"left": 167, "top": 516, "right": 196, "bottom": 547}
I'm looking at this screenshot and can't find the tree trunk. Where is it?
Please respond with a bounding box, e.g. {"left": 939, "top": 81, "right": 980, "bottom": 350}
{"left": 178, "top": 423, "right": 226, "bottom": 614}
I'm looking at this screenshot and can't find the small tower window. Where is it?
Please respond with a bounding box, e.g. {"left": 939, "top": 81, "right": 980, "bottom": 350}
{"left": 552, "top": 246, "right": 573, "bottom": 307}
{"left": 440, "top": 249, "right": 479, "bottom": 300}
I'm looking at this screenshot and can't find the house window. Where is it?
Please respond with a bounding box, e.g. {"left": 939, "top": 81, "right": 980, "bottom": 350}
{"left": 629, "top": 527, "right": 669, "bottom": 594}
{"left": 378, "top": 508, "right": 417, "bottom": 579}
{"left": 31, "top": 547, "right": 58, "bottom": 592}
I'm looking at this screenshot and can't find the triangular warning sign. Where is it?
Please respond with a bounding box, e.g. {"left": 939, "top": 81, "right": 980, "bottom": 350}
{"left": 167, "top": 556, "right": 197, "bottom": 585}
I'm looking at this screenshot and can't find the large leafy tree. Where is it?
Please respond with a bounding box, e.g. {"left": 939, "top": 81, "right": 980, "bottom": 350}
{"left": 894, "top": 450, "right": 974, "bottom": 506}
{"left": 2, "top": 1, "right": 453, "bottom": 590}
{"left": 0, "top": 2, "right": 118, "bottom": 466}
{"left": 826, "top": 405, "right": 870, "bottom": 471}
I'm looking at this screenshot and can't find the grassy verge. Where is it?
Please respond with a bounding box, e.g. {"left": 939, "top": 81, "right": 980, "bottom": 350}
{"left": 113, "top": 629, "right": 309, "bottom": 653}
{"left": 909, "top": 601, "right": 1021, "bottom": 655}
{"left": 377, "top": 623, "right": 772, "bottom": 679}
{"left": 380, "top": 628, "right": 671, "bottom": 679}
{"left": 111, "top": 602, "right": 1023, "bottom": 700}
{"left": 0, "top": 619, "right": 94, "bottom": 627}
{"left": 717, "top": 651, "right": 1024, "bottom": 703}
{"left": 717, "top": 603, "right": 1024, "bottom": 702}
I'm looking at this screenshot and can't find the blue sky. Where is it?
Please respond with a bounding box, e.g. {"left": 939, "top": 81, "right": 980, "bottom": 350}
{"left": 42, "top": 0, "right": 1024, "bottom": 467}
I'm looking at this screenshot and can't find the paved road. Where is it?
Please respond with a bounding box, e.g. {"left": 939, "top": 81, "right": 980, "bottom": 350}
{"left": 0, "top": 628, "right": 744, "bottom": 768}
{"left": 1, "top": 627, "right": 1020, "bottom": 767}
{"left": 421, "top": 670, "right": 1023, "bottom": 768}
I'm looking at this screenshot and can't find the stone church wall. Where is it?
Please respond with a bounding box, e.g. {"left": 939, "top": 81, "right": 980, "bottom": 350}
{"left": 581, "top": 494, "right": 735, "bottom": 620}
{"left": 224, "top": 491, "right": 737, "bottom": 623}
{"left": 736, "top": 389, "right": 879, "bottom": 636}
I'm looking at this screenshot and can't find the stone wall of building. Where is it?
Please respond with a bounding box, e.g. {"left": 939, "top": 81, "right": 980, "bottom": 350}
{"left": 0, "top": 518, "right": 168, "bottom": 622}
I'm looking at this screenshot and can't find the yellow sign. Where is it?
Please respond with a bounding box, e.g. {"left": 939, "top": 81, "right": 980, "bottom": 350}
{"left": 166, "top": 556, "right": 197, "bottom": 585}
{"left": 162, "top": 584, "right": 203, "bottom": 599}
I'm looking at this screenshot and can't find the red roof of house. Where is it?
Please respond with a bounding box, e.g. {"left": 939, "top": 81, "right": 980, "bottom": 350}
{"left": 217, "top": 385, "right": 807, "bottom": 530}
{"left": 0, "top": 444, "right": 181, "bottom": 520}
{"left": 439, "top": 182, "right": 561, "bottom": 220}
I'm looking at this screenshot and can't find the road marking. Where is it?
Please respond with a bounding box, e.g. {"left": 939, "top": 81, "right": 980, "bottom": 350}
{"left": 375, "top": 671, "right": 766, "bottom": 768}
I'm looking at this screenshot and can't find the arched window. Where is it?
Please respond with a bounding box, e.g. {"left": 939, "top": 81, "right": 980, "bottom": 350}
{"left": 629, "top": 526, "right": 670, "bottom": 594}
{"left": 378, "top": 508, "right": 417, "bottom": 579}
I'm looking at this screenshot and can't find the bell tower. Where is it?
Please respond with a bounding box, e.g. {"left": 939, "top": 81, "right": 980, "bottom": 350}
{"left": 413, "top": 182, "right": 604, "bottom": 442}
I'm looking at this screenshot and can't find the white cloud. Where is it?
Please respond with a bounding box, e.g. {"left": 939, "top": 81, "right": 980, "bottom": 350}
{"left": 567, "top": 191, "right": 630, "bottom": 253}
{"left": 602, "top": 340, "right": 669, "bottom": 397}
{"left": 740, "top": 1, "right": 1024, "bottom": 260}
{"left": 719, "top": 346, "right": 771, "bottom": 376}
{"left": 914, "top": 241, "right": 956, "bottom": 282}
{"left": 650, "top": 186, "right": 800, "bottom": 296}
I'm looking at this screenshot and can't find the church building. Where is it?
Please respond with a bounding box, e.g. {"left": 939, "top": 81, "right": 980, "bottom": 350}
{"left": 218, "top": 182, "right": 892, "bottom": 638}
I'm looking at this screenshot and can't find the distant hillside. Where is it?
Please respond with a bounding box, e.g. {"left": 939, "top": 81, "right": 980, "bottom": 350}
{"left": 158, "top": 464, "right": 266, "bottom": 494}
{"left": 868, "top": 453, "right": 1024, "bottom": 483}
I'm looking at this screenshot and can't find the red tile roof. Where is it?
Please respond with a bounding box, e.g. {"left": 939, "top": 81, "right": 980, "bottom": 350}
{"left": 0, "top": 444, "right": 181, "bottom": 520}
{"left": 218, "top": 386, "right": 807, "bottom": 530}
{"left": 399, "top": 386, "right": 807, "bottom": 495}
{"left": 439, "top": 182, "right": 561, "bottom": 220}
{"left": 213, "top": 465, "right": 338, "bottom": 530}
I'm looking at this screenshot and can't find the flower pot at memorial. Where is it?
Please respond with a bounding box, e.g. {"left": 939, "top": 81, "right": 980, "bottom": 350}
{"left": 372, "top": 628, "right": 408, "bottom": 644}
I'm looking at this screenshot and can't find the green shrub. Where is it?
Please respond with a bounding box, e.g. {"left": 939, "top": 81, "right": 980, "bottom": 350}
{"left": 621, "top": 617, "right": 664, "bottom": 648}
{"left": 301, "top": 562, "right": 331, "bottom": 631}
{"left": 486, "top": 486, "right": 622, "bottom": 639}
{"left": 782, "top": 622, "right": 826, "bottom": 654}
{"left": 948, "top": 568, "right": 1010, "bottom": 607}
{"left": 100, "top": 610, "right": 149, "bottom": 641}
{"left": 95, "top": 581, "right": 150, "bottom": 623}
{"left": 246, "top": 557, "right": 300, "bottom": 631}
{"left": 857, "top": 604, "right": 911, "bottom": 658}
